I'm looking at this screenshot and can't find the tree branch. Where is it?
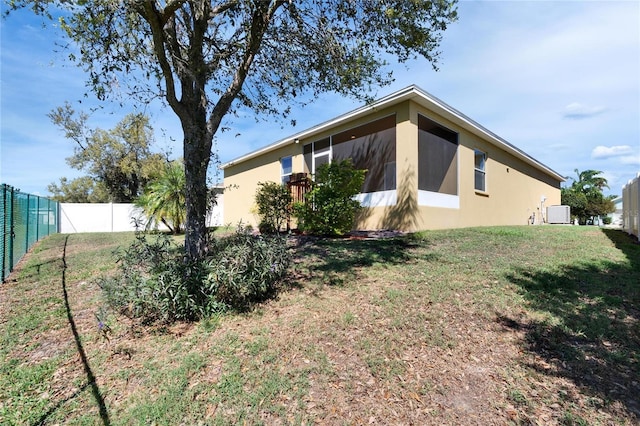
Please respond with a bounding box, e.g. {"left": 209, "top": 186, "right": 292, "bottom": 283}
{"left": 207, "top": 1, "right": 285, "bottom": 134}
{"left": 133, "top": 0, "right": 185, "bottom": 118}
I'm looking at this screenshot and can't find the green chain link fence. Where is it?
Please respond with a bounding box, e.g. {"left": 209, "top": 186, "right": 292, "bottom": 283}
{"left": 1, "top": 184, "right": 59, "bottom": 282}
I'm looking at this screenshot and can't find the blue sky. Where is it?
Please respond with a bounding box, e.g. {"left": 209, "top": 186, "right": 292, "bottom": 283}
{"left": 1, "top": 1, "right": 639, "bottom": 197}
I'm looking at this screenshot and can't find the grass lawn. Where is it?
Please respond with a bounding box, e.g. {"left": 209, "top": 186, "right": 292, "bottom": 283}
{"left": 0, "top": 226, "right": 638, "bottom": 425}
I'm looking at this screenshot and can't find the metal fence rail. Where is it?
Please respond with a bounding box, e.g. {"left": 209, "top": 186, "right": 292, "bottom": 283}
{"left": 1, "top": 184, "right": 59, "bottom": 282}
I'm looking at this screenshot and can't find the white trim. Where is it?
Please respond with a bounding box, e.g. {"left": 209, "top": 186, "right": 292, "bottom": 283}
{"left": 418, "top": 190, "right": 460, "bottom": 209}
{"left": 474, "top": 149, "right": 487, "bottom": 192}
{"left": 355, "top": 190, "right": 397, "bottom": 208}
{"left": 280, "top": 156, "right": 292, "bottom": 183}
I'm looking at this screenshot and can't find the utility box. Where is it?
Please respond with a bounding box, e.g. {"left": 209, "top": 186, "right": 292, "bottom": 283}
{"left": 547, "top": 205, "right": 571, "bottom": 224}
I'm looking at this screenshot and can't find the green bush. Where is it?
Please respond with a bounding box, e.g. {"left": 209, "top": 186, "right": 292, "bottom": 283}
{"left": 99, "top": 226, "right": 291, "bottom": 323}
{"left": 602, "top": 216, "right": 612, "bottom": 225}
{"left": 255, "top": 181, "right": 292, "bottom": 234}
{"left": 205, "top": 227, "right": 290, "bottom": 309}
{"left": 294, "top": 159, "right": 366, "bottom": 236}
{"left": 99, "top": 232, "right": 199, "bottom": 323}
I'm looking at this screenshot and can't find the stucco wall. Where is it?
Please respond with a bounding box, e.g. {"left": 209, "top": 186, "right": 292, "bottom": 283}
{"left": 223, "top": 99, "right": 561, "bottom": 232}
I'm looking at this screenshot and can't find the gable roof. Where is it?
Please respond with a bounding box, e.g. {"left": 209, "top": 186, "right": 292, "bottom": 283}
{"left": 221, "top": 85, "right": 565, "bottom": 182}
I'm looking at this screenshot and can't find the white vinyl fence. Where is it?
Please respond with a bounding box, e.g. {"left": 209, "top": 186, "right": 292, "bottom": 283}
{"left": 622, "top": 173, "right": 639, "bottom": 241}
{"left": 60, "top": 196, "right": 223, "bottom": 233}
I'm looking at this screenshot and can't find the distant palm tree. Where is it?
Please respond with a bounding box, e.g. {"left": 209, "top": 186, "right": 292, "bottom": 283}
{"left": 571, "top": 169, "right": 609, "bottom": 195}
{"left": 563, "top": 169, "right": 614, "bottom": 224}
{"left": 136, "top": 161, "right": 186, "bottom": 234}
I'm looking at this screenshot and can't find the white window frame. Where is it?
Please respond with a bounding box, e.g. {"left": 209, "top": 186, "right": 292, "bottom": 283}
{"left": 281, "top": 156, "right": 292, "bottom": 184}
{"left": 474, "top": 149, "right": 487, "bottom": 192}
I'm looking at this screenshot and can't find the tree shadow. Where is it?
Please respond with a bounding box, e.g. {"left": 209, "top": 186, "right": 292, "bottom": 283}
{"left": 379, "top": 164, "right": 419, "bottom": 231}
{"left": 36, "top": 235, "right": 111, "bottom": 425}
{"left": 291, "top": 235, "right": 435, "bottom": 287}
{"left": 501, "top": 229, "right": 640, "bottom": 418}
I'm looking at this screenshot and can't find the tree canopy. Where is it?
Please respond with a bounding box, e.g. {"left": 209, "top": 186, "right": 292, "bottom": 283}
{"left": 49, "top": 105, "right": 166, "bottom": 202}
{"left": 47, "top": 176, "right": 110, "bottom": 203}
{"left": 9, "top": 0, "right": 458, "bottom": 261}
{"left": 561, "top": 169, "right": 615, "bottom": 224}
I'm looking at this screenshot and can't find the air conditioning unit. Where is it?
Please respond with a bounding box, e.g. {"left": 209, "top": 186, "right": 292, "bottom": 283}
{"left": 547, "top": 205, "right": 571, "bottom": 224}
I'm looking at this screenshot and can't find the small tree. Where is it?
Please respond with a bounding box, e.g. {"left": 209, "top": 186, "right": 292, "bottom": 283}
{"left": 255, "top": 182, "right": 292, "bottom": 234}
{"left": 562, "top": 169, "right": 615, "bottom": 224}
{"left": 136, "top": 161, "right": 186, "bottom": 234}
{"left": 295, "top": 159, "right": 366, "bottom": 236}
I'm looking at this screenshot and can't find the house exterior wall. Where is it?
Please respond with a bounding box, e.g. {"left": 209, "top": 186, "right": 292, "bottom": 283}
{"left": 223, "top": 98, "right": 561, "bottom": 231}
{"left": 224, "top": 143, "right": 301, "bottom": 227}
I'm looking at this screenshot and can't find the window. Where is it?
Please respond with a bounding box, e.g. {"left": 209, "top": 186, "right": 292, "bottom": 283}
{"left": 418, "top": 114, "right": 458, "bottom": 195}
{"left": 332, "top": 115, "right": 396, "bottom": 193}
{"left": 281, "top": 156, "right": 292, "bottom": 183}
{"left": 474, "top": 150, "right": 486, "bottom": 192}
{"left": 303, "top": 115, "right": 397, "bottom": 193}
{"left": 303, "top": 137, "right": 332, "bottom": 176}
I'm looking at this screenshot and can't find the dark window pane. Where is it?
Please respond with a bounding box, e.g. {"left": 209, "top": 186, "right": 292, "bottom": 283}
{"left": 315, "top": 153, "right": 330, "bottom": 171}
{"left": 475, "top": 170, "right": 485, "bottom": 191}
{"left": 314, "top": 137, "right": 330, "bottom": 152}
{"left": 281, "top": 156, "right": 292, "bottom": 175}
{"left": 418, "top": 114, "right": 457, "bottom": 143}
{"left": 418, "top": 115, "right": 458, "bottom": 195}
{"left": 333, "top": 115, "right": 396, "bottom": 144}
{"left": 475, "top": 151, "right": 485, "bottom": 170}
{"left": 304, "top": 146, "right": 312, "bottom": 174}
{"left": 333, "top": 125, "right": 396, "bottom": 193}
{"left": 384, "top": 162, "right": 396, "bottom": 191}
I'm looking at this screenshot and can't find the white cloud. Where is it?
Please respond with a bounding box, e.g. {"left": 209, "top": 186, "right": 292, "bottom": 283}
{"left": 564, "top": 103, "right": 608, "bottom": 120}
{"left": 591, "top": 145, "right": 636, "bottom": 159}
{"left": 620, "top": 155, "right": 640, "bottom": 166}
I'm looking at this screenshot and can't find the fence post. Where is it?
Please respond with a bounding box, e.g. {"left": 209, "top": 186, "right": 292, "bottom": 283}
{"left": 1, "top": 184, "right": 5, "bottom": 282}
{"left": 36, "top": 195, "right": 40, "bottom": 241}
{"left": 8, "top": 186, "right": 15, "bottom": 273}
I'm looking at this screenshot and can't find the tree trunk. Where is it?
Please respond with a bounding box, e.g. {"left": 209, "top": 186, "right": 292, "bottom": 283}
{"left": 183, "top": 121, "right": 212, "bottom": 263}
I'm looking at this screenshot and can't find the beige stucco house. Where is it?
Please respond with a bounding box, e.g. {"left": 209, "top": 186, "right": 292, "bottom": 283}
{"left": 222, "top": 85, "right": 563, "bottom": 232}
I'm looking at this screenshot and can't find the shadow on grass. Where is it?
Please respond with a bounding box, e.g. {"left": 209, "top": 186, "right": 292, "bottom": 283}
{"left": 502, "top": 229, "right": 640, "bottom": 418}
{"left": 291, "top": 235, "right": 431, "bottom": 287}
{"left": 36, "top": 235, "right": 111, "bottom": 426}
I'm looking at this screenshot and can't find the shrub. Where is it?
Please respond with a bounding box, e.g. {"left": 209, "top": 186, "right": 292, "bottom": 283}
{"left": 204, "top": 226, "right": 290, "bottom": 309}
{"left": 255, "top": 181, "right": 292, "bottom": 234}
{"left": 99, "top": 226, "right": 291, "bottom": 323}
{"left": 602, "top": 216, "right": 612, "bottom": 225}
{"left": 294, "top": 159, "right": 366, "bottom": 236}
{"left": 99, "top": 232, "right": 200, "bottom": 323}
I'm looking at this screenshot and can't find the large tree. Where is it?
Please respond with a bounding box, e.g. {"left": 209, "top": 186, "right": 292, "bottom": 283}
{"left": 49, "top": 105, "right": 166, "bottom": 202}
{"left": 10, "top": 0, "right": 458, "bottom": 261}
